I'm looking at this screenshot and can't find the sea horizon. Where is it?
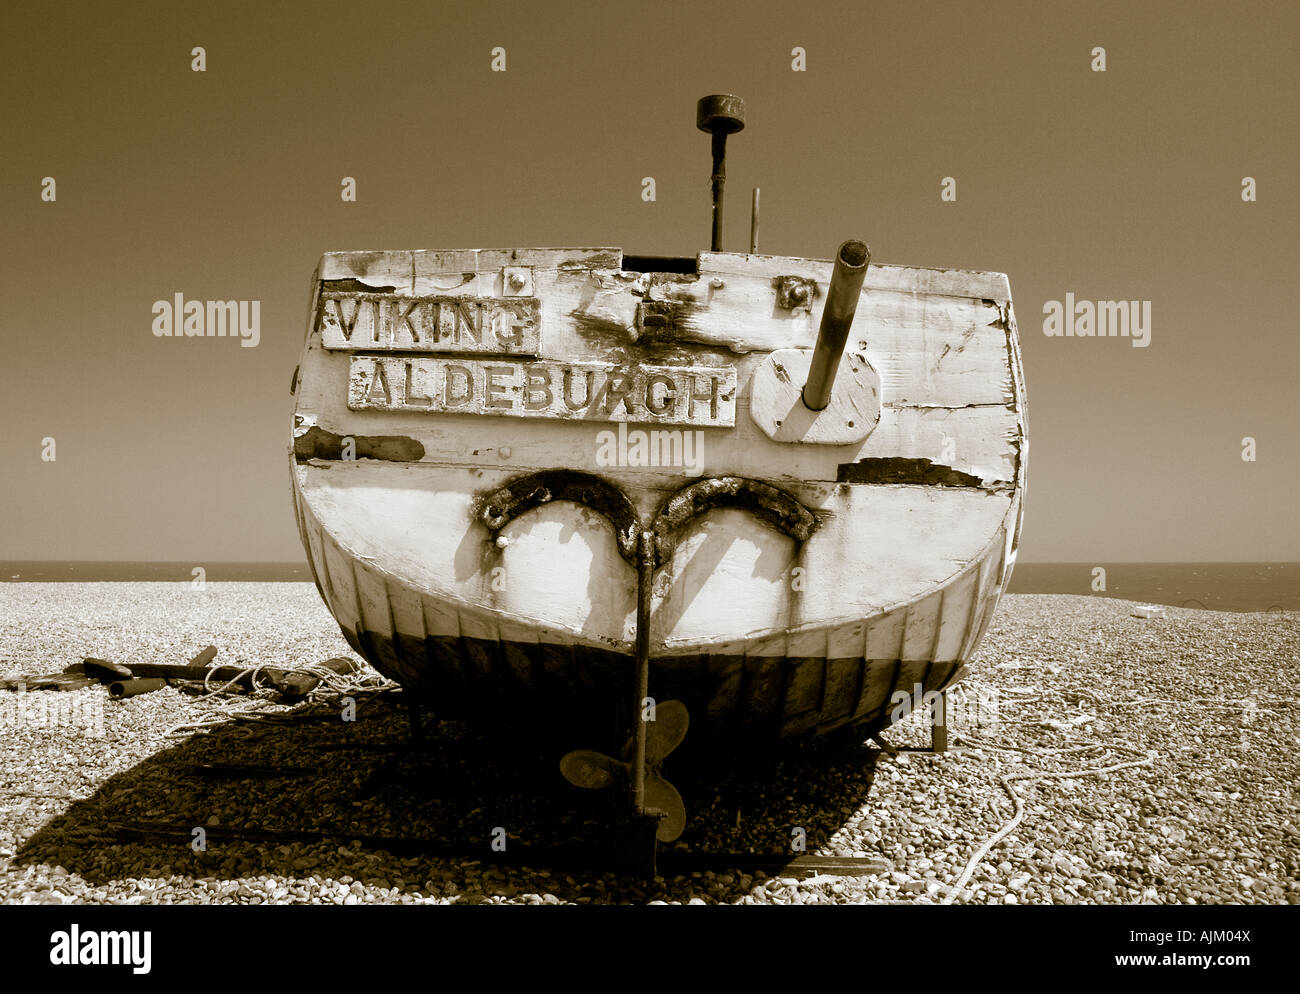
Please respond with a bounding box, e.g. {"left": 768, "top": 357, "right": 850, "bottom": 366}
{"left": 3, "top": 560, "right": 1297, "bottom": 613}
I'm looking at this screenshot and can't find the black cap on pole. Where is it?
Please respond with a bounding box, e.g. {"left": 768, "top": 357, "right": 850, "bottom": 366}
{"left": 697, "top": 95, "right": 746, "bottom": 252}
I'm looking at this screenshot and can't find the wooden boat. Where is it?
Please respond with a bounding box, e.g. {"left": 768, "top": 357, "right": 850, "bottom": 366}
{"left": 288, "top": 95, "right": 1026, "bottom": 854}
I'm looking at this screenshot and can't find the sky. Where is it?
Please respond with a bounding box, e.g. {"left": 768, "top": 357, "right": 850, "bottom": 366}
{"left": 2, "top": 0, "right": 1297, "bottom": 563}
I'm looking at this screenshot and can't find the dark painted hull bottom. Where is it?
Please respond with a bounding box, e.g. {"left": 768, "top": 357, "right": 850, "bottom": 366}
{"left": 339, "top": 625, "right": 965, "bottom": 751}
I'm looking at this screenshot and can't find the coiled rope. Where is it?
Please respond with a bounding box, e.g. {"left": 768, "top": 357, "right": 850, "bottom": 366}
{"left": 162, "top": 660, "right": 395, "bottom": 738}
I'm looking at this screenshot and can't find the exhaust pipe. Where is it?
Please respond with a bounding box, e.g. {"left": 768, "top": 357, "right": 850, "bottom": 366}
{"left": 108, "top": 678, "right": 167, "bottom": 700}
{"left": 802, "top": 240, "right": 871, "bottom": 411}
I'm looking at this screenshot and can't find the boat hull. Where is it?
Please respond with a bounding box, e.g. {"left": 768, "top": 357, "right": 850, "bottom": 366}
{"left": 289, "top": 246, "right": 1027, "bottom": 746}
{"left": 290, "top": 470, "right": 1019, "bottom": 744}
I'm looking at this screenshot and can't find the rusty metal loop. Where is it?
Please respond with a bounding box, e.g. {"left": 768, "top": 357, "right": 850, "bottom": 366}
{"left": 478, "top": 471, "right": 819, "bottom": 570}
{"left": 477, "top": 470, "right": 641, "bottom": 564}
{"left": 650, "top": 476, "right": 819, "bottom": 566}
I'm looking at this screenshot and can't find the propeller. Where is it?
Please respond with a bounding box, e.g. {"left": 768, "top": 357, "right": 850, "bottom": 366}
{"left": 560, "top": 699, "right": 689, "bottom": 842}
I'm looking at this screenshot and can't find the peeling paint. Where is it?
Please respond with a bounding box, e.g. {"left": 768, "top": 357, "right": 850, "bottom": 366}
{"left": 636, "top": 298, "right": 699, "bottom": 344}
{"left": 836, "top": 457, "right": 986, "bottom": 488}
{"left": 293, "top": 425, "right": 424, "bottom": 462}
{"left": 570, "top": 309, "right": 635, "bottom": 346}
{"left": 321, "top": 277, "right": 398, "bottom": 293}
{"left": 560, "top": 250, "right": 622, "bottom": 270}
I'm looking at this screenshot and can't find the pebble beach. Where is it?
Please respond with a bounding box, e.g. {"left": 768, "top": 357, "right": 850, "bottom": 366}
{"left": 1, "top": 582, "right": 1297, "bottom": 905}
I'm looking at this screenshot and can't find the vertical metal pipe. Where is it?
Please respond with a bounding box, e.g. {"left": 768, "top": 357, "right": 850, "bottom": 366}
{"left": 750, "top": 187, "right": 760, "bottom": 254}
{"left": 631, "top": 529, "right": 654, "bottom": 815}
{"left": 710, "top": 132, "right": 726, "bottom": 252}
{"left": 802, "top": 240, "right": 871, "bottom": 411}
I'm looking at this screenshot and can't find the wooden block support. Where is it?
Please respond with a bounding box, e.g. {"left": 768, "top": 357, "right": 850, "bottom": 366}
{"left": 930, "top": 690, "right": 948, "bottom": 753}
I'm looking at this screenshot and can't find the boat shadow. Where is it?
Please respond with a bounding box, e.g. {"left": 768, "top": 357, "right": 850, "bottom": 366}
{"left": 13, "top": 693, "right": 886, "bottom": 904}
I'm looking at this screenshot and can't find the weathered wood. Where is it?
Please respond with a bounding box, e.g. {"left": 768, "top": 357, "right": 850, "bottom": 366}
{"left": 748, "top": 348, "right": 880, "bottom": 444}
{"left": 293, "top": 402, "right": 1019, "bottom": 486}
{"left": 931, "top": 691, "right": 949, "bottom": 753}
{"left": 697, "top": 252, "right": 1011, "bottom": 301}
{"left": 81, "top": 657, "right": 133, "bottom": 681}
{"left": 97, "top": 663, "right": 246, "bottom": 684}
{"left": 317, "top": 247, "right": 624, "bottom": 292}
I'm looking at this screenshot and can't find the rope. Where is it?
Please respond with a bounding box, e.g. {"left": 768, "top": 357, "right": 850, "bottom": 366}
{"left": 938, "top": 742, "right": 1156, "bottom": 905}
{"left": 921, "top": 676, "right": 1295, "bottom": 903}
{"left": 161, "top": 659, "right": 397, "bottom": 738}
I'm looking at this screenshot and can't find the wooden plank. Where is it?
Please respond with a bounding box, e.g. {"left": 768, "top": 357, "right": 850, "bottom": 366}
{"left": 824, "top": 622, "right": 868, "bottom": 723}
{"left": 697, "top": 252, "right": 1011, "bottom": 301}
{"left": 864, "top": 609, "right": 906, "bottom": 661}
{"left": 318, "top": 248, "right": 624, "bottom": 290}
{"left": 352, "top": 560, "right": 396, "bottom": 641}
{"left": 957, "top": 535, "right": 1000, "bottom": 662}
{"left": 853, "top": 658, "right": 899, "bottom": 721}
{"left": 496, "top": 616, "right": 539, "bottom": 691}
{"left": 740, "top": 654, "right": 784, "bottom": 728}
{"left": 320, "top": 532, "right": 362, "bottom": 633}
{"left": 302, "top": 506, "right": 334, "bottom": 609}
{"left": 935, "top": 566, "right": 978, "bottom": 662}
{"left": 421, "top": 594, "right": 465, "bottom": 683}
{"left": 456, "top": 604, "right": 501, "bottom": 682}
{"left": 292, "top": 400, "right": 1018, "bottom": 489}
{"left": 901, "top": 591, "right": 943, "bottom": 660}
{"left": 704, "top": 654, "right": 744, "bottom": 724}
{"left": 821, "top": 657, "right": 863, "bottom": 723}
{"left": 297, "top": 308, "right": 1016, "bottom": 486}
{"left": 386, "top": 581, "right": 427, "bottom": 641}
{"left": 893, "top": 660, "right": 930, "bottom": 714}
{"left": 931, "top": 690, "right": 949, "bottom": 753}
{"left": 320, "top": 247, "right": 1006, "bottom": 301}
{"left": 783, "top": 628, "right": 827, "bottom": 723}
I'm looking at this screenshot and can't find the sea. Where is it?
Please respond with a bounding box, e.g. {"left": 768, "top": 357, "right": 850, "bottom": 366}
{"left": 2, "top": 561, "right": 1297, "bottom": 613}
